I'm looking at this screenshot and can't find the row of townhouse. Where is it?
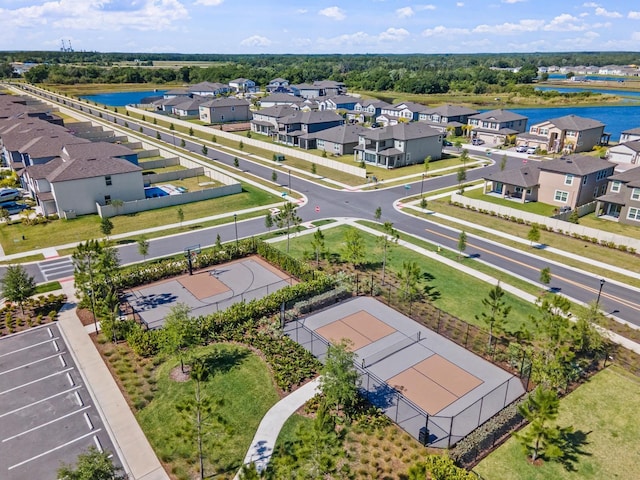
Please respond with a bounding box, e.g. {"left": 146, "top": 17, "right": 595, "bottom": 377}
{"left": 0, "top": 93, "right": 147, "bottom": 217}
{"left": 540, "top": 65, "right": 640, "bottom": 76}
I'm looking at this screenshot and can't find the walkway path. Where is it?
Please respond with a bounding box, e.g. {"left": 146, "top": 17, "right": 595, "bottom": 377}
{"left": 235, "top": 378, "right": 321, "bottom": 478}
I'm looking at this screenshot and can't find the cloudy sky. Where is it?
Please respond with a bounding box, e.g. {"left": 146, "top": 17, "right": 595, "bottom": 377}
{"left": 1, "top": 0, "right": 639, "bottom": 54}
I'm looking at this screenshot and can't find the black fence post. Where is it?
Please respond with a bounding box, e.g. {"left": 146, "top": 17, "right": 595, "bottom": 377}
{"left": 465, "top": 323, "right": 470, "bottom": 348}
{"left": 437, "top": 310, "right": 441, "bottom": 333}
{"left": 371, "top": 274, "right": 374, "bottom": 296}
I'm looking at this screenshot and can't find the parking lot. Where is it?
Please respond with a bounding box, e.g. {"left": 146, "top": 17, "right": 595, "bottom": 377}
{"left": 0, "top": 324, "right": 121, "bottom": 479}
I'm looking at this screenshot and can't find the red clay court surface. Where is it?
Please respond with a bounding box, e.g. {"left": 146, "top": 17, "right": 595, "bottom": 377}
{"left": 315, "top": 310, "right": 396, "bottom": 351}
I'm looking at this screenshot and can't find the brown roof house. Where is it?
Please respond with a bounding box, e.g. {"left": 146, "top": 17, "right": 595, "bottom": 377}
{"left": 517, "top": 114, "right": 608, "bottom": 154}
{"left": 468, "top": 109, "right": 528, "bottom": 146}
{"left": 198, "top": 97, "right": 251, "bottom": 123}
{"left": 595, "top": 166, "right": 640, "bottom": 225}
{"left": 605, "top": 140, "right": 640, "bottom": 172}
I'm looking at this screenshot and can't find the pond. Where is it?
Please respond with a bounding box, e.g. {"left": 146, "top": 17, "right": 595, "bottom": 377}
{"left": 80, "top": 90, "right": 166, "bottom": 106}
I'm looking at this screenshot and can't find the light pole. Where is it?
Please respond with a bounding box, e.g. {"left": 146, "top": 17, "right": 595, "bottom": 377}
{"left": 596, "top": 278, "right": 605, "bottom": 306}
{"left": 420, "top": 173, "right": 425, "bottom": 199}
{"left": 233, "top": 213, "right": 238, "bottom": 248}
{"left": 85, "top": 251, "right": 98, "bottom": 334}
{"left": 288, "top": 170, "right": 291, "bottom": 194}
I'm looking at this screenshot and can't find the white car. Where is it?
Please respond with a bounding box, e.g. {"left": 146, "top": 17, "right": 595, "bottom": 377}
{"left": 269, "top": 207, "right": 280, "bottom": 215}
{"left": 526, "top": 147, "right": 537, "bottom": 155}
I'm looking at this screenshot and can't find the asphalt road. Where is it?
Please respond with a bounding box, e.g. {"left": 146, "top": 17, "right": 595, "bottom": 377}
{"left": 7, "top": 85, "right": 640, "bottom": 326}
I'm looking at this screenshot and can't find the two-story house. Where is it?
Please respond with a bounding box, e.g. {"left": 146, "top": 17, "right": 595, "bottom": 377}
{"left": 259, "top": 93, "right": 306, "bottom": 109}
{"left": 266, "top": 78, "right": 290, "bottom": 93}
{"left": 199, "top": 97, "right": 251, "bottom": 123}
{"left": 418, "top": 104, "right": 479, "bottom": 135}
{"left": 619, "top": 127, "right": 640, "bottom": 143}
{"left": 606, "top": 140, "right": 640, "bottom": 172}
{"left": 380, "top": 102, "right": 424, "bottom": 122}
{"left": 316, "top": 95, "right": 358, "bottom": 112}
{"left": 275, "top": 111, "right": 344, "bottom": 146}
{"left": 595, "top": 166, "right": 640, "bottom": 225}
{"left": 187, "top": 81, "right": 232, "bottom": 97}
{"left": 467, "top": 109, "right": 528, "bottom": 145}
{"left": 299, "top": 124, "right": 368, "bottom": 155}
{"left": 517, "top": 114, "right": 607, "bottom": 154}
{"left": 250, "top": 106, "right": 299, "bottom": 137}
{"left": 347, "top": 99, "right": 392, "bottom": 123}
{"left": 228, "top": 78, "right": 257, "bottom": 94}
{"left": 354, "top": 122, "right": 443, "bottom": 169}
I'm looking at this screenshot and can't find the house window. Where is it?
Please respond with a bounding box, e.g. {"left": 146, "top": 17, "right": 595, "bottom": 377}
{"left": 611, "top": 181, "right": 621, "bottom": 193}
{"left": 594, "top": 187, "right": 599, "bottom": 197}
{"left": 632, "top": 188, "right": 640, "bottom": 201}
{"left": 564, "top": 174, "right": 574, "bottom": 185}
{"left": 582, "top": 175, "right": 588, "bottom": 185}
{"left": 567, "top": 130, "right": 577, "bottom": 137}
{"left": 105, "top": 175, "right": 112, "bottom": 186}
{"left": 554, "top": 190, "right": 569, "bottom": 203}
{"left": 628, "top": 207, "right": 640, "bottom": 221}
{"left": 601, "top": 184, "right": 607, "bottom": 195}
{"left": 231, "top": 107, "right": 235, "bottom": 111}
{"left": 596, "top": 169, "right": 609, "bottom": 181}
{"left": 104, "top": 195, "right": 111, "bottom": 205}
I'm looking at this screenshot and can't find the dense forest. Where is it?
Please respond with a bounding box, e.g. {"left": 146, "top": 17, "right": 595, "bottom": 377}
{"left": 2, "top": 51, "right": 639, "bottom": 96}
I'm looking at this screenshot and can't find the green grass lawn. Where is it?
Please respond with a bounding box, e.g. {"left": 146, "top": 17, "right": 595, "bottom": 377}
{"left": 578, "top": 212, "right": 640, "bottom": 240}
{"left": 463, "top": 189, "right": 558, "bottom": 216}
{"left": 0, "top": 185, "right": 276, "bottom": 254}
{"left": 474, "top": 366, "right": 640, "bottom": 480}
{"left": 275, "top": 225, "right": 540, "bottom": 333}
{"left": 137, "top": 343, "right": 279, "bottom": 480}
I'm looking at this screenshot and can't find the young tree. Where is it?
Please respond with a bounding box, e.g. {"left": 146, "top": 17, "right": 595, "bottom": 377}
{"left": 457, "top": 231, "right": 467, "bottom": 260}
{"left": 568, "top": 210, "right": 579, "bottom": 224}
{"left": 233, "top": 157, "right": 239, "bottom": 168}
{"left": 160, "top": 303, "right": 198, "bottom": 373}
{"left": 378, "top": 221, "right": 399, "bottom": 285}
{"left": 100, "top": 217, "right": 114, "bottom": 239}
{"left": 456, "top": 167, "right": 467, "bottom": 193}
{"left": 177, "top": 207, "right": 185, "bottom": 227}
{"left": 539, "top": 267, "right": 552, "bottom": 289}
{"left": 57, "top": 446, "right": 126, "bottom": 480}
{"left": 454, "top": 139, "right": 462, "bottom": 151}
{"left": 0, "top": 207, "right": 10, "bottom": 223}
{"left": 573, "top": 302, "right": 606, "bottom": 357}
{"left": 169, "top": 123, "right": 175, "bottom": 131}
{"left": 423, "top": 155, "right": 431, "bottom": 173}
{"left": 274, "top": 202, "right": 302, "bottom": 253}
{"left": 320, "top": 339, "right": 359, "bottom": 417}
{"left": 264, "top": 212, "right": 273, "bottom": 232}
{"left": 215, "top": 233, "right": 222, "bottom": 249}
{"left": 311, "top": 163, "right": 317, "bottom": 175}
{"left": 180, "top": 138, "right": 186, "bottom": 148}
{"left": 72, "top": 240, "right": 120, "bottom": 316}
{"left": 341, "top": 227, "right": 366, "bottom": 269}
{"left": 396, "top": 260, "right": 422, "bottom": 301}
{"left": 420, "top": 198, "right": 428, "bottom": 210}
{"left": 137, "top": 236, "right": 150, "bottom": 261}
{"left": 475, "top": 283, "right": 511, "bottom": 349}
{"left": 156, "top": 131, "right": 161, "bottom": 139}
{"left": 0, "top": 265, "right": 36, "bottom": 315}
{"left": 271, "top": 170, "right": 278, "bottom": 183}
{"left": 459, "top": 148, "right": 470, "bottom": 167}
{"left": 500, "top": 154, "right": 508, "bottom": 171}
{"left": 515, "top": 387, "right": 572, "bottom": 463}
{"left": 189, "top": 126, "right": 194, "bottom": 136}
{"left": 239, "top": 140, "right": 244, "bottom": 150}
{"left": 374, "top": 206, "right": 382, "bottom": 220}
{"left": 527, "top": 223, "right": 541, "bottom": 246}
{"left": 202, "top": 144, "right": 208, "bottom": 155}
{"left": 310, "top": 228, "right": 326, "bottom": 267}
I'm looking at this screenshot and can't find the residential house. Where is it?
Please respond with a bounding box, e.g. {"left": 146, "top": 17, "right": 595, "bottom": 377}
{"left": 354, "top": 122, "right": 443, "bottom": 169}
{"left": 347, "top": 99, "right": 391, "bottom": 123}
{"left": 606, "top": 140, "right": 640, "bottom": 172}
{"left": 516, "top": 114, "right": 607, "bottom": 154}
{"left": 418, "top": 104, "right": 479, "bottom": 135}
{"left": 294, "top": 80, "right": 347, "bottom": 99}
{"left": 171, "top": 96, "right": 209, "bottom": 118}
{"left": 619, "top": 127, "right": 640, "bottom": 143}
{"left": 482, "top": 155, "right": 614, "bottom": 208}
{"left": 275, "top": 111, "right": 344, "bottom": 146}
{"left": 380, "top": 102, "right": 425, "bottom": 122}
{"left": 299, "top": 124, "right": 368, "bottom": 154}
{"left": 375, "top": 114, "right": 398, "bottom": 127}
{"left": 199, "top": 97, "right": 251, "bottom": 123}
{"left": 228, "top": 78, "right": 257, "bottom": 93}
{"left": 250, "top": 106, "right": 299, "bottom": 136}
{"left": 467, "top": 109, "right": 528, "bottom": 145}
{"left": 259, "top": 93, "right": 305, "bottom": 109}
{"left": 187, "top": 81, "right": 232, "bottom": 97}
{"left": 266, "top": 78, "right": 290, "bottom": 93}
{"left": 595, "top": 167, "right": 640, "bottom": 225}
{"left": 316, "top": 95, "right": 358, "bottom": 112}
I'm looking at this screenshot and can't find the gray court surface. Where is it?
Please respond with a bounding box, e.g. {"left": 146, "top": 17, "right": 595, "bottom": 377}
{"left": 0, "top": 324, "right": 121, "bottom": 480}
{"left": 124, "top": 257, "right": 292, "bottom": 329}
{"left": 286, "top": 296, "right": 526, "bottom": 447}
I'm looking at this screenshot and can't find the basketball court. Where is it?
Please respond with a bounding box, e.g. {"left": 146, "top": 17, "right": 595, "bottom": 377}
{"left": 286, "top": 296, "right": 526, "bottom": 447}
{"left": 123, "top": 256, "right": 292, "bottom": 329}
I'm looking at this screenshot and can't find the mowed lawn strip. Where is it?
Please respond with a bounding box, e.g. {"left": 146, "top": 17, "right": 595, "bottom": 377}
{"left": 137, "top": 343, "right": 279, "bottom": 479}
{"left": 274, "top": 225, "right": 539, "bottom": 333}
{"left": 474, "top": 366, "right": 640, "bottom": 480}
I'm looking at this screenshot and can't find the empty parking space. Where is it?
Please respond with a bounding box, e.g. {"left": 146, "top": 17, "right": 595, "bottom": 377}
{"left": 0, "top": 325, "right": 120, "bottom": 480}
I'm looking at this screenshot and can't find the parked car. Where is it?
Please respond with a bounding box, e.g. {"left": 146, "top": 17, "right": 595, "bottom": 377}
{"left": 471, "top": 138, "right": 484, "bottom": 145}
{"left": 515, "top": 145, "right": 528, "bottom": 153}
{"left": 526, "top": 147, "right": 537, "bottom": 155}
{"left": 0, "top": 201, "right": 28, "bottom": 215}
{"left": 0, "top": 188, "right": 20, "bottom": 202}
{"left": 442, "top": 140, "right": 453, "bottom": 147}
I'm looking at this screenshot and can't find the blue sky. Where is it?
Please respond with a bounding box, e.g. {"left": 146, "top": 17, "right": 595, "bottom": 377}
{"left": 1, "top": 0, "right": 639, "bottom": 54}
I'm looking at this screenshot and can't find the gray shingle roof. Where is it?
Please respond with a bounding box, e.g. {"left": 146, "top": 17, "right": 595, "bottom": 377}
{"left": 608, "top": 165, "right": 640, "bottom": 187}
{"left": 252, "top": 105, "right": 299, "bottom": 119}
{"left": 621, "top": 127, "right": 640, "bottom": 135}
{"left": 484, "top": 165, "right": 540, "bottom": 188}
{"left": 421, "top": 104, "right": 479, "bottom": 117}
{"left": 470, "top": 109, "right": 528, "bottom": 122}
{"left": 47, "top": 156, "right": 141, "bottom": 183}
{"left": 200, "top": 97, "right": 250, "bottom": 108}
{"left": 260, "top": 93, "right": 304, "bottom": 104}
{"left": 538, "top": 155, "right": 614, "bottom": 175}
{"left": 542, "top": 114, "right": 605, "bottom": 131}
{"left": 279, "top": 111, "right": 343, "bottom": 125}
{"left": 612, "top": 140, "right": 640, "bottom": 153}
{"left": 61, "top": 142, "right": 135, "bottom": 161}
{"left": 362, "top": 122, "right": 441, "bottom": 141}
{"left": 305, "top": 124, "right": 368, "bottom": 144}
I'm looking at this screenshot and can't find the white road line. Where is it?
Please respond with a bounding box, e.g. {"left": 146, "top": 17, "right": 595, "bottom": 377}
{"left": 59, "top": 355, "right": 67, "bottom": 368}
{"left": 0, "top": 386, "right": 81, "bottom": 418}
{"left": 2, "top": 406, "right": 91, "bottom": 442}
{"left": 93, "top": 435, "right": 103, "bottom": 452}
{"left": 47, "top": 328, "right": 53, "bottom": 338}
{"left": 0, "top": 353, "right": 64, "bottom": 376}
{"left": 0, "top": 368, "right": 73, "bottom": 396}
{"left": 84, "top": 412, "right": 94, "bottom": 430}
{"left": 0, "top": 338, "right": 60, "bottom": 358}
{"left": 75, "top": 391, "right": 83, "bottom": 406}
{"left": 66, "top": 372, "right": 74, "bottom": 386}
{"left": 53, "top": 340, "right": 59, "bottom": 352}
{"left": 8, "top": 429, "right": 102, "bottom": 470}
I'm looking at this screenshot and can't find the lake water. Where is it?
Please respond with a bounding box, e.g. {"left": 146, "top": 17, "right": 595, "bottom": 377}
{"left": 546, "top": 73, "right": 628, "bottom": 82}
{"left": 80, "top": 90, "right": 166, "bottom": 106}
{"left": 536, "top": 86, "right": 640, "bottom": 98}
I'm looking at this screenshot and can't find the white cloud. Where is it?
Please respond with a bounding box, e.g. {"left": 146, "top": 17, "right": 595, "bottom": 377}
{"left": 582, "top": 2, "right": 598, "bottom": 7}
{"left": 296, "top": 8, "right": 308, "bottom": 14}
{"left": 456, "top": 2, "right": 464, "bottom": 6}
{"left": 194, "top": 0, "right": 223, "bottom": 5}
{"left": 415, "top": 4, "right": 436, "bottom": 10}
{"left": 422, "top": 25, "right": 470, "bottom": 37}
{"left": 378, "top": 27, "right": 410, "bottom": 41}
{"left": 595, "top": 7, "right": 621, "bottom": 18}
{"left": 502, "top": 0, "right": 526, "bottom": 3}
{"left": 474, "top": 19, "right": 545, "bottom": 34}
{"left": 629, "top": 11, "right": 640, "bottom": 19}
{"left": 239, "top": 35, "right": 272, "bottom": 47}
{"left": 544, "top": 13, "right": 586, "bottom": 31}
{"left": 319, "top": 6, "right": 346, "bottom": 21}
{"left": 396, "top": 7, "right": 414, "bottom": 18}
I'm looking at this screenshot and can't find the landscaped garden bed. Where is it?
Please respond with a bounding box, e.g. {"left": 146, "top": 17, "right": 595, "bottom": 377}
{"left": 0, "top": 293, "right": 66, "bottom": 336}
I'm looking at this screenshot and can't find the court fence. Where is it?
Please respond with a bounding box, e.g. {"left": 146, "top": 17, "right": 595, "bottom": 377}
{"left": 285, "top": 319, "right": 526, "bottom": 449}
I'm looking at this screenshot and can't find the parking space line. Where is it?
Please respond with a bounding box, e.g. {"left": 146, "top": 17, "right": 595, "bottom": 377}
{"left": 2, "top": 406, "right": 91, "bottom": 442}
{"left": 0, "top": 368, "right": 73, "bottom": 396}
{"left": 0, "top": 353, "right": 64, "bottom": 376}
{"left": 59, "top": 355, "right": 67, "bottom": 367}
{"left": 66, "top": 372, "right": 74, "bottom": 386}
{"left": 75, "top": 391, "right": 83, "bottom": 406}
{"left": 53, "top": 340, "right": 59, "bottom": 352}
{"left": 0, "top": 386, "right": 81, "bottom": 419}
{"left": 93, "top": 436, "right": 103, "bottom": 452}
{"left": 0, "top": 338, "right": 60, "bottom": 358}
{"left": 84, "top": 412, "right": 94, "bottom": 430}
{"left": 47, "top": 328, "right": 53, "bottom": 338}
{"left": 8, "top": 429, "right": 101, "bottom": 470}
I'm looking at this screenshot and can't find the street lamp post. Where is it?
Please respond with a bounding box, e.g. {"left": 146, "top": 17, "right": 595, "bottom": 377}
{"left": 233, "top": 213, "right": 238, "bottom": 248}
{"left": 85, "top": 252, "right": 98, "bottom": 334}
{"left": 420, "top": 173, "right": 425, "bottom": 199}
{"left": 596, "top": 278, "right": 605, "bottom": 306}
{"left": 288, "top": 170, "right": 291, "bottom": 194}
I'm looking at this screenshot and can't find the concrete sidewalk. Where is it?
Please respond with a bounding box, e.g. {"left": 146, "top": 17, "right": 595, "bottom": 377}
{"left": 235, "top": 378, "right": 321, "bottom": 478}
{"left": 56, "top": 280, "right": 168, "bottom": 480}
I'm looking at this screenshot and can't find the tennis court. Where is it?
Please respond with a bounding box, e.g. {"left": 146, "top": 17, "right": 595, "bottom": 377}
{"left": 123, "top": 256, "right": 292, "bottom": 329}
{"left": 286, "top": 296, "right": 526, "bottom": 447}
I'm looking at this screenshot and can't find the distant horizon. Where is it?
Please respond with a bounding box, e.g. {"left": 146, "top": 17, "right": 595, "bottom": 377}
{"left": 1, "top": 1, "right": 639, "bottom": 55}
